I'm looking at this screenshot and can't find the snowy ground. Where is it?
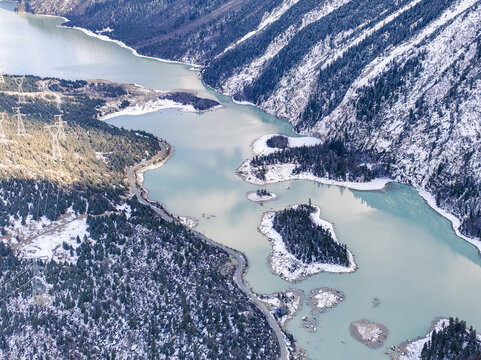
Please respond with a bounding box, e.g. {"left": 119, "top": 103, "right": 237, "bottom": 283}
{"left": 350, "top": 319, "right": 388, "bottom": 349}
{"left": 259, "top": 289, "right": 302, "bottom": 327}
{"left": 251, "top": 134, "right": 322, "bottom": 156}
{"left": 100, "top": 98, "right": 197, "bottom": 120}
{"left": 246, "top": 190, "right": 277, "bottom": 203}
{"left": 176, "top": 215, "right": 199, "bottom": 229}
{"left": 238, "top": 160, "right": 391, "bottom": 190}
{"left": 308, "top": 287, "right": 344, "bottom": 313}
{"left": 258, "top": 205, "right": 356, "bottom": 282}
{"left": 20, "top": 216, "right": 88, "bottom": 263}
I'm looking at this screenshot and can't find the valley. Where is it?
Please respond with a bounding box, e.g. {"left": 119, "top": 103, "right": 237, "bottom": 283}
{"left": 1, "top": 2, "right": 481, "bottom": 359}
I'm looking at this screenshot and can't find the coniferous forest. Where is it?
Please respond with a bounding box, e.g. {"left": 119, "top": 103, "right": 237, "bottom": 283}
{"left": 420, "top": 318, "right": 481, "bottom": 360}
{"left": 272, "top": 205, "right": 350, "bottom": 267}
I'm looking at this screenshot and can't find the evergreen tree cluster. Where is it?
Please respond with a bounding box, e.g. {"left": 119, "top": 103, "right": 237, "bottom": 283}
{"left": 273, "top": 205, "right": 349, "bottom": 266}
{"left": 23, "top": 0, "right": 283, "bottom": 64}
{"left": 162, "top": 92, "right": 219, "bottom": 111}
{"left": 266, "top": 135, "right": 288, "bottom": 149}
{"left": 421, "top": 318, "right": 481, "bottom": 360}
{"left": 256, "top": 188, "right": 269, "bottom": 197}
{"left": 301, "top": 0, "right": 458, "bottom": 130}
{"left": 251, "top": 140, "right": 387, "bottom": 182}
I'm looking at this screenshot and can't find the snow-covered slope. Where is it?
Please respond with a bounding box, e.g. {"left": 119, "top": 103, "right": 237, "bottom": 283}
{"left": 208, "top": 0, "right": 481, "bottom": 240}
{"left": 20, "top": 0, "right": 481, "bottom": 238}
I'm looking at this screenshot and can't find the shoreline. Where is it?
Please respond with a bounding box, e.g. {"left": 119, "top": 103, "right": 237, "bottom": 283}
{"left": 129, "top": 141, "right": 175, "bottom": 216}
{"left": 350, "top": 319, "right": 389, "bottom": 349}
{"left": 417, "top": 189, "right": 481, "bottom": 255}
{"left": 58, "top": 22, "right": 201, "bottom": 68}
{"left": 239, "top": 134, "right": 480, "bottom": 254}
{"left": 246, "top": 190, "right": 277, "bottom": 203}
{"left": 126, "top": 142, "right": 290, "bottom": 359}
{"left": 307, "top": 287, "right": 344, "bottom": 314}
{"left": 100, "top": 99, "right": 196, "bottom": 121}
{"left": 237, "top": 159, "right": 392, "bottom": 191}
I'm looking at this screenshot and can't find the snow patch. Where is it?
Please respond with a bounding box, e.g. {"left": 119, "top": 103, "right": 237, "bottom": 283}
{"left": 100, "top": 98, "right": 196, "bottom": 120}
{"left": 238, "top": 160, "right": 391, "bottom": 190}
{"left": 246, "top": 191, "right": 277, "bottom": 203}
{"left": 222, "top": 0, "right": 301, "bottom": 55}
{"left": 309, "top": 287, "right": 344, "bottom": 312}
{"left": 396, "top": 319, "right": 449, "bottom": 360}
{"left": 251, "top": 133, "right": 322, "bottom": 156}
{"left": 21, "top": 217, "right": 88, "bottom": 263}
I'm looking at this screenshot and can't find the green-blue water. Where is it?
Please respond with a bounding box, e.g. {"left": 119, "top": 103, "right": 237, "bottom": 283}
{"left": 1, "top": 3, "right": 481, "bottom": 359}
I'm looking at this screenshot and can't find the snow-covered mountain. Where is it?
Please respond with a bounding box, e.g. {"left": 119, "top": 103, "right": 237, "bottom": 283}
{"left": 20, "top": 0, "right": 481, "bottom": 238}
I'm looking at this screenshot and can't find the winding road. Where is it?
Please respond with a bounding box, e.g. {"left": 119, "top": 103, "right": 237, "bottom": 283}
{"left": 128, "top": 141, "right": 289, "bottom": 360}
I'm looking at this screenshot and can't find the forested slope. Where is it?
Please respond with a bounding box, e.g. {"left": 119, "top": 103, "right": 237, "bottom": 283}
{"left": 0, "top": 74, "right": 280, "bottom": 359}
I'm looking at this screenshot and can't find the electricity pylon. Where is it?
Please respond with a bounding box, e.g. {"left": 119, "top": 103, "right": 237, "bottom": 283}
{"left": 45, "top": 123, "right": 63, "bottom": 161}
{"left": 54, "top": 114, "right": 67, "bottom": 140}
{"left": 14, "top": 76, "right": 26, "bottom": 103}
{"left": 0, "top": 68, "right": 4, "bottom": 84}
{"left": 0, "top": 112, "right": 6, "bottom": 142}
{"left": 12, "top": 107, "right": 26, "bottom": 136}
{"left": 31, "top": 258, "right": 42, "bottom": 299}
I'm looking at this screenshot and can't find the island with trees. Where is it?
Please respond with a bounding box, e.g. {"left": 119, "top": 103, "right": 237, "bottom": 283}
{"left": 259, "top": 204, "right": 356, "bottom": 282}
{"left": 247, "top": 188, "right": 277, "bottom": 203}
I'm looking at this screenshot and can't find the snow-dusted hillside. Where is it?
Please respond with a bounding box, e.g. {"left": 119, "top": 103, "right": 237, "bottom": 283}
{"left": 20, "top": 0, "right": 481, "bottom": 238}
{"left": 209, "top": 0, "right": 481, "bottom": 239}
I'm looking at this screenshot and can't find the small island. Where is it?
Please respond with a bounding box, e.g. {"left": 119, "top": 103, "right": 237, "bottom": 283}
{"left": 308, "top": 288, "right": 344, "bottom": 313}
{"left": 247, "top": 188, "right": 277, "bottom": 203}
{"left": 350, "top": 320, "right": 388, "bottom": 349}
{"left": 259, "top": 204, "right": 356, "bottom": 282}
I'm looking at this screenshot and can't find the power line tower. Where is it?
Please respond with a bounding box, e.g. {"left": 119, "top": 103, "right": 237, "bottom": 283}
{"left": 0, "top": 112, "right": 7, "bottom": 143}
{"left": 0, "top": 68, "right": 4, "bottom": 84}
{"left": 14, "top": 76, "right": 26, "bottom": 104}
{"left": 12, "top": 107, "right": 27, "bottom": 136}
{"left": 31, "top": 258, "right": 43, "bottom": 299}
{"left": 45, "top": 123, "right": 63, "bottom": 161}
{"left": 54, "top": 114, "right": 67, "bottom": 140}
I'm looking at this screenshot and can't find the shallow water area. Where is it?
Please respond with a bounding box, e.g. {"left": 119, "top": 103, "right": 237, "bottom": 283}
{"left": 2, "top": 3, "right": 481, "bottom": 359}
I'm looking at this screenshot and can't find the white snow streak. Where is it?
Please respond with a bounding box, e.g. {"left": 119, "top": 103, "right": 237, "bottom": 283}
{"left": 222, "top": 0, "right": 301, "bottom": 56}
{"left": 222, "top": 0, "right": 352, "bottom": 96}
